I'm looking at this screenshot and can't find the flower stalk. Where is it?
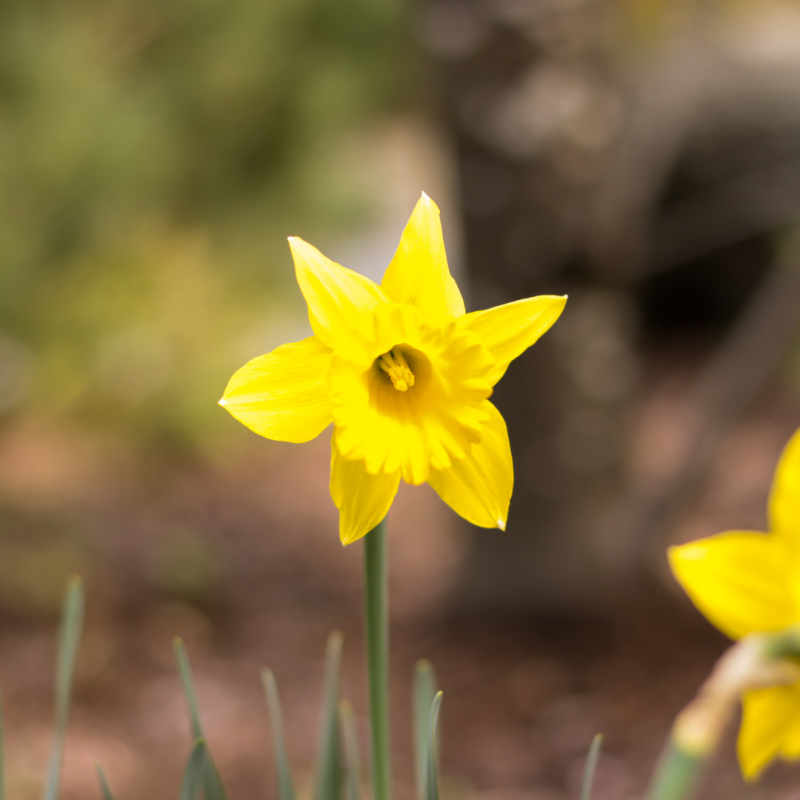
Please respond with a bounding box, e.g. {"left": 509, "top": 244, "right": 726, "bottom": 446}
{"left": 364, "top": 519, "right": 391, "bottom": 800}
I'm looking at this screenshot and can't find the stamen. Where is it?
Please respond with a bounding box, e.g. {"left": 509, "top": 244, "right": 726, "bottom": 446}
{"left": 378, "top": 349, "right": 415, "bottom": 391}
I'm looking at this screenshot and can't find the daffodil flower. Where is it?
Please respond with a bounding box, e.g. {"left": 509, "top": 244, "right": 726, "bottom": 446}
{"left": 670, "top": 427, "right": 800, "bottom": 780}
{"left": 220, "top": 194, "right": 566, "bottom": 544}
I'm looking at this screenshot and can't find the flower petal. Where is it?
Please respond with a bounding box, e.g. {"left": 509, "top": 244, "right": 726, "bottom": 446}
{"left": 220, "top": 336, "right": 333, "bottom": 443}
{"left": 289, "top": 236, "right": 388, "bottom": 364}
{"left": 668, "top": 532, "right": 795, "bottom": 641}
{"left": 428, "top": 401, "right": 512, "bottom": 529}
{"left": 460, "top": 295, "right": 567, "bottom": 384}
{"left": 330, "top": 442, "right": 401, "bottom": 545}
{"left": 779, "top": 689, "right": 800, "bottom": 761}
{"left": 769, "top": 427, "right": 800, "bottom": 546}
{"left": 739, "top": 685, "right": 798, "bottom": 780}
{"left": 381, "top": 193, "right": 465, "bottom": 324}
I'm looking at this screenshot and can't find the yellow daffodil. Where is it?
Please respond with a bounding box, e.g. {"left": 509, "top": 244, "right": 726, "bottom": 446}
{"left": 220, "top": 193, "right": 566, "bottom": 544}
{"left": 669, "top": 427, "right": 800, "bottom": 780}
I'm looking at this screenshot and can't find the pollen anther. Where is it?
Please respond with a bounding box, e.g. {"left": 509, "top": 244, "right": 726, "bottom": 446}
{"left": 378, "top": 349, "right": 415, "bottom": 392}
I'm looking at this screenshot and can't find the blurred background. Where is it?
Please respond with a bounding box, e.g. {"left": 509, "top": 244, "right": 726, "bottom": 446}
{"left": 2, "top": 0, "right": 800, "bottom": 797}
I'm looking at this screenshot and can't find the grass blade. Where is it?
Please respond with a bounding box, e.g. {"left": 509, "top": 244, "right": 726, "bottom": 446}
{"left": 580, "top": 734, "right": 604, "bottom": 800}
{"left": 413, "top": 660, "right": 438, "bottom": 800}
{"left": 42, "top": 576, "right": 85, "bottom": 800}
{"left": 338, "top": 700, "right": 361, "bottom": 800}
{"left": 180, "top": 740, "right": 207, "bottom": 800}
{"left": 96, "top": 765, "right": 116, "bottom": 800}
{"left": 261, "top": 669, "right": 296, "bottom": 800}
{"left": 423, "top": 692, "right": 443, "bottom": 800}
{"left": 314, "top": 631, "right": 343, "bottom": 800}
{"left": 174, "top": 639, "right": 229, "bottom": 800}
{"left": 174, "top": 639, "right": 204, "bottom": 739}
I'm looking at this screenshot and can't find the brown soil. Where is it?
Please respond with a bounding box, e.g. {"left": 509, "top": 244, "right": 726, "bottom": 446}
{"left": 0, "top": 381, "right": 798, "bottom": 800}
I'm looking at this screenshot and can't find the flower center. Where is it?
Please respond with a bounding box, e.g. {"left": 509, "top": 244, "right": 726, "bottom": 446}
{"left": 378, "top": 348, "right": 415, "bottom": 392}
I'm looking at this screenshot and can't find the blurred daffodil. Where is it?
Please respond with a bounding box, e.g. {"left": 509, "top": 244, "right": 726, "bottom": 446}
{"left": 220, "top": 194, "right": 566, "bottom": 544}
{"left": 670, "top": 427, "right": 800, "bottom": 780}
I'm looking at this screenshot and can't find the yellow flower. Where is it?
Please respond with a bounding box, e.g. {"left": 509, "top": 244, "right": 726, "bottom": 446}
{"left": 220, "top": 194, "right": 566, "bottom": 545}
{"left": 669, "top": 427, "right": 800, "bottom": 780}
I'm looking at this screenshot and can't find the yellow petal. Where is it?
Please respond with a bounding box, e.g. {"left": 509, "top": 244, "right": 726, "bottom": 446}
{"left": 460, "top": 295, "right": 567, "bottom": 384}
{"left": 779, "top": 690, "right": 800, "bottom": 761}
{"left": 739, "top": 685, "right": 798, "bottom": 780}
{"left": 289, "top": 237, "right": 388, "bottom": 365}
{"left": 428, "top": 401, "right": 512, "bottom": 529}
{"left": 220, "top": 336, "right": 333, "bottom": 443}
{"left": 330, "top": 442, "right": 401, "bottom": 545}
{"left": 668, "top": 532, "right": 795, "bottom": 641}
{"left": 381, "top": 193, "right": 465, "bottom": 325}
{"left": 769, "top": 427, "right": 800, "bottom": 546}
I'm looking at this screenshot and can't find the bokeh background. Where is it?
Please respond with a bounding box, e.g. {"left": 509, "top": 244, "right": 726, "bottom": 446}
{"left": 2, "top": 0, "right": 800, "bottom": 798}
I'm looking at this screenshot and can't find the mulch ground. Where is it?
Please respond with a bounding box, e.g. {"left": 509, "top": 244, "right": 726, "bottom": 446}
{"left": 0, "top": 377, "right": 799, "bottom": 800}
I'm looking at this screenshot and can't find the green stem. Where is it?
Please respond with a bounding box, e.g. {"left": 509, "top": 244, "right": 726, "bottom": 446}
{"left": 364, "top": 520, "right": 391, "bottom": 800}
{"left": 645, "top": 743, "right": 703, "bottom": 800}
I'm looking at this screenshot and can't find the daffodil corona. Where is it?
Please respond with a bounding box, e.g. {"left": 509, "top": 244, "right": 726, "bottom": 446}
{"left": 670, "top": 427, "right": 800, "bottom": 779}
{"left": 220, "top": 194, "right": 566, "bottom": 544}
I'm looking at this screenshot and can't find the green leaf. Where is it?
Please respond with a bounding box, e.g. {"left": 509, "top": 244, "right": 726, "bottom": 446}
{"left": 314, "top": 631, "right": 343, "bottom": 800}
{"left": 413, "top": 660, "right": 438, "bottom": 800}
{"left": 423, "top": 692, "right": 443, "bottom": 800}
{"left": 261, "top": 668, "right": 296, "bottom": 800}
{"left": 338, "top": 700, "right": 361, "bottom": 800}
{"left": 173, "top": 639, "right": 229, "bottom": 800}
{"left": 42, "top": 576, "right": 85, "bottom": 800}
{"left": 174, "top": 639, "right": 204, "bottom": 739}
{"left": 180, "top": 740, "right": 207, "bottom": 800}
{"left": 95, "top": 765, "right": 115, "bottom": 800}
{"left": 580, "top": 734, "right": 603, "bottom": 800}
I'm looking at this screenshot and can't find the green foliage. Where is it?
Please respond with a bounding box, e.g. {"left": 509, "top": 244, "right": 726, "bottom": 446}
{"left": 413, "top": 660, "right": 438, "bottom": 800}
{"left": 180, "top": 740, "right": 208, "bottom": 800}
{"left": 96, "top": 765, "right": 116, "bottom": 800}
{"left": 314, "top": 631, "right": 344, "bottom": 800}
{"left": 174, "top": 638, "right": 229, "bottom": 800}
{"left": 9, "top": 578, "right": 443, "bottom": 800}
{"left": 423, "top": 692, "right": 442, "bottom": 800}
{"left": 262, "top": 668, "right": 297, "bottom": 800}
{"left": 580, "top": 734, "right": 603, "bottom": 800}
{"left": 338, "top": 700, "right": 362, "bottom": 800}
{"left": 0, "top": 0, "right": 413, "bottom": 445}
{"left": 42, "top": 576, "right": 84, "bottom": 800}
